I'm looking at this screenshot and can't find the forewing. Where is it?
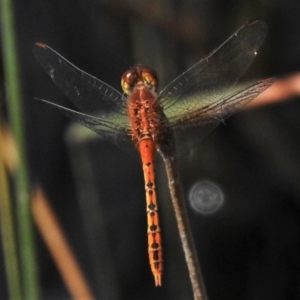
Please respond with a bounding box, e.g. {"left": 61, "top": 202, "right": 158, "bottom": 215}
{"left": 159, "top": 20, "right": 268, "bottom": 121}
{"left": 33, "top": 43, "right": 127, "bottom": 117}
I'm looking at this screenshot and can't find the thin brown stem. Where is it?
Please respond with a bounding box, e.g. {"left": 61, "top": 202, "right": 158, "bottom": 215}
{"left": 32, "top": 188, "right": 94, "bottom": 300}
{"left": 160, "top": 153, "right": 207, "bottom": 300}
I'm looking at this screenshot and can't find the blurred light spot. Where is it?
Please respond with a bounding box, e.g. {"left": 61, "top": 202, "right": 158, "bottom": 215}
{"left": 188, "top": 181, "right": 224, "bottom": 214}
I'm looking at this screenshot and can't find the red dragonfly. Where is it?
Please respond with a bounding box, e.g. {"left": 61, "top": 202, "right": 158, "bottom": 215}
{"left": 34, "top": 20, "right": 274, "bottom": 286}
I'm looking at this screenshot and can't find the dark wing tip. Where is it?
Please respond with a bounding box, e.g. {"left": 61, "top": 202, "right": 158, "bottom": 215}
{"left": 33, "top": 97, "right": 51, "bottom": 104}
{"left": 246, "top": 19, "right": 268, "bottom": 35}
{"left": 246, "top": 19, "right": 265, "bottom": 26}
{"left": 35, "top": 42, "right": 47, "bottom": 49}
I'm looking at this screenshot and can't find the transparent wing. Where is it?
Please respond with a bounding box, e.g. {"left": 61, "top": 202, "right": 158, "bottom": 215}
{"left": 35, "top": 98, "right": 138, "bottom": 158}
{"left": 172, "top": 78, "right": 274, "bottom": 128}
{"left": 35, "top": 98, "right": 130, "bottom": 137}
{"left": 33, "top": 43, "right": 127, "bottom": 118}
{"left": 158, "top": 20, "right": 268, "bottom": 122}
{"left": 171, "top": 78, "right": 275, "bottom": 156}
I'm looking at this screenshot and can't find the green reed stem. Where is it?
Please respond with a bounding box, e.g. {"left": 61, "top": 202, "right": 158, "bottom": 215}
{"left": 0, "top": 0, "right": 39, "bottom": 299}
{"left": 0, "top": 126, "right": 22, "bottom": 300}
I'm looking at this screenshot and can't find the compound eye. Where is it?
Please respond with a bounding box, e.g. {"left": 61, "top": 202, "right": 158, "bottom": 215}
{"left": 142, "top": 69, "right": 158, "bottom": 91}
{"left": 121, "top": 69, "right": 137, "bottom": 95}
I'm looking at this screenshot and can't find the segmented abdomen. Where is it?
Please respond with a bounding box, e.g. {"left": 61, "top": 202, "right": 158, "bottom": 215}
{"left": 139, "top": 138, "right": 163, "bottom": 286}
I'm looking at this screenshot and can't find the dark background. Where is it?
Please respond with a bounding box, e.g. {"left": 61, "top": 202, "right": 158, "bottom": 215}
{"left": 2, "top": 0, "right": 300, "bottom": 299}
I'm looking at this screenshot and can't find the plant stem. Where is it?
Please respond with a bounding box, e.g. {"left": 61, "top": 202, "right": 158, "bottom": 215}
{"left": 0, "top": 126, "right": 23, "bottom": 299}
{"left": 160, "top": 153, "right": 207, "bottom": 300}
{"left": 32, "top": 188, "right": 94, "bottom": 300}
{"left": 0, "top": 0, "right": 39, "bottom": 298}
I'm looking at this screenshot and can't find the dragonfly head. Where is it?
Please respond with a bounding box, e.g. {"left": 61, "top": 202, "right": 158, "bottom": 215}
{"left": 121, "top": 64, "right": 158, "bottom": 95}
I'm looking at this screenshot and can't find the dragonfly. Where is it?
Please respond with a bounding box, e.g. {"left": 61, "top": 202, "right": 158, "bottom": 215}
{"left": 33, "top": 19, "right": 274, "bottom": 287}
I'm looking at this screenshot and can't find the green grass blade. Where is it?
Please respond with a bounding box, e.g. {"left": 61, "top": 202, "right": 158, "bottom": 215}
{"left": 0, "top": 127, "right": 23, "bottom": 300}
{"left": 0, "top": 0, "right": 39, "bottom": 299}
